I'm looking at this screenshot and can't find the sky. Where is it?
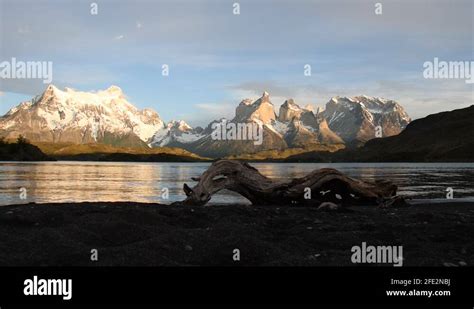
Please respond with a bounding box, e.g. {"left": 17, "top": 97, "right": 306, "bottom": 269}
{"left": 0, "top": 0, "right": 473, "bottom": 126}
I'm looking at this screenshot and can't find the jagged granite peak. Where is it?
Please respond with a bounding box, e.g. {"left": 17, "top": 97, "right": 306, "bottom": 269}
{"left": 0, "top": 84, "right": 164, "bottom": 147}
{"left": 323, "top": 95, "right": 411, "bottom": 143}
{"left": 277, "top": 112, "right": 344, "bottom": 147}
{"left": 278, "top": 98, "right": 319, "bottom": 123}
{"left": 234, "top": 91, "right": 276, "bottom": 124}
{"left": 304, "top": 104, "right": 315, "bottom": 112}
{"left": 278, "top": 99, "right": 303, "bottom": 122}
{"left": 1, "top": 86, "right": 412, "bottom": 157}
{"left": 154, "top": 92, "right": 285, "bottom": 157}
{"left": 274, "top": 98, "right": 342, "bottom": 144}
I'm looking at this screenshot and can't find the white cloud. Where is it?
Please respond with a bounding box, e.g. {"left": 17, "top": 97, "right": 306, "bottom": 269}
{"left": 1, "top": 0, "right": 471, "bottom": 123}
{"left": 231, "top": 78, "right": 474, "bottom": 120}
{"left": 181, "top": 102, "right": 236, "bottom": 127}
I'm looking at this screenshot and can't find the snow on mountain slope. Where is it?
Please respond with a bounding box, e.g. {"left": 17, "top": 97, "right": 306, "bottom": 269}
{"left": 322, "top": 96, "right": 411, "bottom": 143}
{"left": 1, "top": 86, "right": 411, "bottom": 156}
{"left": 149, "top": 92, "right": 407, "bottom": 156}
{"left": 0, "top": 85, "right": 164, "bottom": 147}
{"left": 151, "top": 120, "right": 203, "bottom": 147}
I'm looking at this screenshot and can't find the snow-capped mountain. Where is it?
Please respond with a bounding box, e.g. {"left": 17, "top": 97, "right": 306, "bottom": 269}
{"left": 0, "top": 85, "right": 411, "bottom": 157}
{"left": 155, "top": 92, "right": 410, "bottom": 156}
{"left": 322, "top": 96, "right": 411, "bottom": 144}
{"left": 151, "top": 120, "right": 204, "bottom": 147}
{"left": 0, "top": 85, "right": 164, "bottom": 147}
{"left": 274, "top": 99, "right": 343, "bottom": 146}
{"left": 151, "top": 92, "right": 288, "bottom": 157}
{"left": 151, "top": 92, "right": 346, "bottom": 157}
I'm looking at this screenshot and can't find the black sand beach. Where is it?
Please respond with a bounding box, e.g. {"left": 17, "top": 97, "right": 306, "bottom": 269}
{"left": 0, "top": 202, "right": 473, "bottom": 267}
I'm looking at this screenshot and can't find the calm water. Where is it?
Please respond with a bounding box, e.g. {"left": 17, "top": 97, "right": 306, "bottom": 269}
{"left": 0, "top": 161, "right": 473, "bottom": 206}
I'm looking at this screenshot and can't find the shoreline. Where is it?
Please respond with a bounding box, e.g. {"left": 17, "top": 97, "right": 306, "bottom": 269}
{"left": 2, "top": 158, "right": 474, "bottom": 164}
{"left": 0, "top": 201, "right": 473, "bottom": 266}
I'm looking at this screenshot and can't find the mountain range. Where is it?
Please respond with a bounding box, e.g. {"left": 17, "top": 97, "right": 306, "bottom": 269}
{"left": 0, "top": 85, "right": 412, "bottom": 158}
{"left": 0, "top": 85, "right": 163, "bottom": 148}
{"left": 284, "top": 105, "right": 474, "bottom": 162}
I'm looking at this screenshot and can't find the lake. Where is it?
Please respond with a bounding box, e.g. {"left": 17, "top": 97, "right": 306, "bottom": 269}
{"left": 0, "top": 161, "right": 473, "bottom": 206}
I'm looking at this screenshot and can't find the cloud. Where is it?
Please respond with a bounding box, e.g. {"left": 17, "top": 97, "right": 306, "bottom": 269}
{"left": 230, "top": 80, "right": 346, "bottom": 109}
{"left": 2, "top": 0, "right": 471, "bottom": 63}
{"left": 231, "top": 78, "right": 474, "bottom": 120}
{"left": 372, "top": 79, "right": 474, "bottom": 119}
{"left": 181, "top": 102, "right": 236, "bottom": 127}
{"left": 0, "top": 0, "right": 471, "bottom": 122}
{"left": 230, "top": 81, "right": 297, "bottom": 98}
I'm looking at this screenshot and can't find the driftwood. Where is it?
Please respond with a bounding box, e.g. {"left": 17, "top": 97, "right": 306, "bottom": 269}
{"left": 177, "top": 160, "right": 404, "bottom": 207}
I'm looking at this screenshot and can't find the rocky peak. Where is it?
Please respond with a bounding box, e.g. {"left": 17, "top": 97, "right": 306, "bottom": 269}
{"left": 234, "top": 91, "right": 276, "bottom": 124}
{"left": 282, "top": 98, "right": 299, "bottom": 109}
{"left": 45, "top": 84, "right": 58, "bottom": 93}
{"left": 323, "top": 95, "right": 411, "bottom": 143}
{"left": 0, "top": 85, "right": 165, "bottom": 146}
{"left": 304, "top": 104, "right": 315, "bottom": 112}
{"left": 167, "top": 120, "right": 193, "bottom": 132}
{"left": 150, "top": 119, "right": 203, "bottom": 147}
{"left": 239, "top": 98, "right": 253, "bottom": 106}
{"left": 41, "top": 84, "right": 62, "bottom": 99}
{"left": 278, "top": 99, "right": 303, "bottom": 122}
{"left": 278, "top": 99, "right": 320, "bottom": 128}
{"left": 255, "top": 91, "right": 273, "bottom": 106}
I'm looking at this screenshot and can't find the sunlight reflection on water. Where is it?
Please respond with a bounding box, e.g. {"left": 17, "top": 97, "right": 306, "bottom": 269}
{"left": 0, "top": 161, "right": 473, "bottom": 205}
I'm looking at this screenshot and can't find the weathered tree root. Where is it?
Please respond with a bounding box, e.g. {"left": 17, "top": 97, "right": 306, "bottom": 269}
{"left": 176, "top": 160, "right": 406, "bottom": 207}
